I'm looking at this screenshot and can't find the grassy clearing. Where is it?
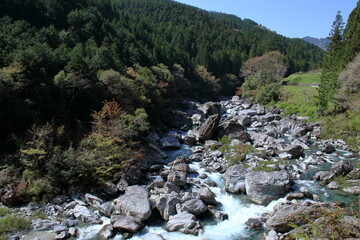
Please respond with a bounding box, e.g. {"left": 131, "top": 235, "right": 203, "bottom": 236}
{"left": 277, "top": 71, "right": 360, "bottom": 151}
{"left": 283, "top": 71, "right": 321, "bottom": 84}
{"left": 277, "top": 85, "right": 318, "bottom": 119}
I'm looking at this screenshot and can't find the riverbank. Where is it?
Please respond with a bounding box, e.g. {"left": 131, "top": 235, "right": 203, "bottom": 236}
{"left": 1, "top": 96, "right": 360, "bottom": 240}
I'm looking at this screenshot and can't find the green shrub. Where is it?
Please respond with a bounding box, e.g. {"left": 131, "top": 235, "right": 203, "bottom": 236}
{"left": 252, "top": 164, "right": 276, "bottom": 172}
{"left": 349, "top": 114, "right": 360, "bottom": 131}
{"left": 334, "top": 175, "right": 351, "bottom": 189}
{"left": 26, "top": 178, "right": 54, "bottom": 202}
{"left": 0, "top": 215, "right": 30, "bottom": 234}
{"left": 0, "top": 208, "right": 11, "bottom": 217}
{"left": 289, "top": 208, "right": 356, "bottom": 240}
{"left": 254, "top": 83, "right": 280, "bottom": 105}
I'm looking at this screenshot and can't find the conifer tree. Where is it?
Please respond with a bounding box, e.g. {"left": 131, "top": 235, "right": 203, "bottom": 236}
{"left": 343, "top": 1, "right": 360, "bottom": 63}
{"left": 318, "top": 11, "right": 345, "bottom": 113}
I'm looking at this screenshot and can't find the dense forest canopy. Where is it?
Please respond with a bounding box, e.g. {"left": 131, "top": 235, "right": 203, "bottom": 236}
{"left": 0, "top": 0, "right": 325, "bottom": 202}
{"left": 0, "top": 0, "right": 324, "bottom": 140}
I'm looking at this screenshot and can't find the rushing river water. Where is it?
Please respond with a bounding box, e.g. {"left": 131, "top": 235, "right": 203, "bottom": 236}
{"left": 76, "top": 135, "right": 358, "bottom": 240}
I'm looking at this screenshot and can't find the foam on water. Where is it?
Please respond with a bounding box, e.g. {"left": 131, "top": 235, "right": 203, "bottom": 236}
{"left": 130, "top": 164, "right": 284, "bottom": 240}
{"left": 78, "top": 218, "right": 110, "bottom": 240}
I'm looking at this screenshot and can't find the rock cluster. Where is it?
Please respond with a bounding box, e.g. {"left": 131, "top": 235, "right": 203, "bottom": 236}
{"left": 13, "top": 96, "right": 359, "bottom": 240}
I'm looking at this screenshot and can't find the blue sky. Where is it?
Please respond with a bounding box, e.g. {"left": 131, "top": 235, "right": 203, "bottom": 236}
{"left": 174, "top": 0, "right": 358, "bottom": 39}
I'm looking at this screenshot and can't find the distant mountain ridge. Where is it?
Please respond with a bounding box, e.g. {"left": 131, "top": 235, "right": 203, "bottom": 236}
{"left": 302, "top": 36, "right": 330, "bottom": 50}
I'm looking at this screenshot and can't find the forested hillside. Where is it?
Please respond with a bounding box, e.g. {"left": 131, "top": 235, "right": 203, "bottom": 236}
{"left": 0, "top": 0, "right": 324, "bottom": 203}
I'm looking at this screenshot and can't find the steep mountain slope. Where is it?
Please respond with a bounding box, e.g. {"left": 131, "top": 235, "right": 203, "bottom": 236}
{"left": 303, "top": 36, "right": 330, "bottom": 50}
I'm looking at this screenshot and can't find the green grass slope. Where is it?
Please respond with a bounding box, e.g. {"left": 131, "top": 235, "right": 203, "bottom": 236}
{"left": 277, "top": 71, "right": 360, "bottom": 151}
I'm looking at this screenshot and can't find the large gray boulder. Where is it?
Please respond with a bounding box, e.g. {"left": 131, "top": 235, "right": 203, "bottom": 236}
{"left": 160, "top": 136, "right": 181, "bottom": 150}
{"left": 164, "top": 211, "right": 202, "bottom": 236}
{"left": 192, "top": 187, "right": 217, "bottom": 205}
{"left": 322, "top": 144, "right": 336, "bottom": 154}
{"left": 199, "top": 102, "right": 223, "bottom": 116}
{"left": 156, "top": 193, "right": 182, "bottom": 220}
{"left": 331, "top": 160, "right": 354, "bottom": 175}
{"left": 99, "top": 224, "right": 115, "bottom": 239}
{"left": 32, "top": 219, "right": 59, "bottom": 231}
{"left": 237, "top": 115, "right": 252, "bottom": 127}
{"left": 73, "top": 205, "right": 102, "bottom": 224}
{"left": 279, "top": 117, "right": 294, "bottom": 133}
{"left": 216, "top": 120, "right": 249, "bottom": 142}
{"left": 182, "top": 199, "right": 208, "bottom": 215}
{"left": 114, "top": 186, "right": 152, "bottom": 221}
{"left": 198, "top": 114, "right": 221, "bottom": 141}
{"left": 224, "top": 164, "right": 249, "bottom": 193}
{"left": 282, "top": 145, "right": 304, "bottom": 159}
{"left": 167, "top": 170, "right": 187, "bottom": 187}
{"left": 245, "top": 171, "right": 291, "bottom": 205}
{"left": 112, "top": 215, "right": 144, "bottom": 233}
{"left": 166, "top": 157, "right": 189, "bottom": 187}
{"left": 266, "top": 201, "right": 337, "bottom": 233}
{"left": 169, "top": 157, "right": 189, "bottom": 172}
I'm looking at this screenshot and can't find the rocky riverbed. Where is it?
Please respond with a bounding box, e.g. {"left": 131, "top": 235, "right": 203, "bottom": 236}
{"left": 7, "top": 96, "right": 360, "bottom": 240}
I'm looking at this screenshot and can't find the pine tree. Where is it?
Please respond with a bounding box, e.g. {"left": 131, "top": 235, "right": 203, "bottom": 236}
{"left": 343, "top": 1, "right": 360, "bottom": 63}
{"left": 318, "top": 11, "right": 345, "bottom": 113}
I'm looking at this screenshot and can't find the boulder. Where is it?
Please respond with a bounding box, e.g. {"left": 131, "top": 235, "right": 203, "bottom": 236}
{"left": 163, "top": 182, "right": 180, "bottom": 193}
{"left": 265, "top": 229, "right": 278, "bottom": 240}
{"left": 199, "top": 102, "right": 223, "bottom": 116}
{"left": 245, "top": 171, "right": 291, "bottom": 205}
{"left": 55, "top": 231, "right": 70, "bottom": 239}
{"left": 191, "top": 113, "right": 204, "bottom": 125}
{"left": 249, "top": 132, "right": 278, "bottom": 148}
{"left": 98, "top": 201, "right": 114, "bottom": 217}
{"left": 216, "top": 120, "right": 249, "bottom": 142}
{"left": 73, "top": 205, "right": 102, "bottom": 224}
{"left": 290, "top": 126, "right": 307, "bottom": 137}
{"left": 114, "top": 186, "right": 152, "bottom": 221}
{"left": 161, "top": 110, "right": 192, "bottom": 130}
{"left": 164, "top": 211, "right": 202, "bottom": 236}
{"left": 209, "top": 209, "right": 228, "bottom": 222}
{"left": 53, "top": 225, "right": 68, "bottom": 234}
{"left": 264, "top": 125, "right": 283, "bottom": 139}
{"left": 282, "top": 145, "right": 304, "bottom": 159}
{"left": 68, "top": 227, "right": 78, "bottom": 237}
{"left": 331, "top": 160, "right": 354, "bottom": 175}
{"left": 99, "top": 224, "right": 115, "bottom": 239}
{"left": 182, "top": 198, "right": 207, "bottom": 215}
{"left": 113, "top": 215, "right": 144, "bottom": 233}
{"left": 100, "top": 181, "right": 118, "bottom": 196}
{"left": 224, "top": 164, "right": 249, "bottom": 193}
{"left": 238, "top": 115, "right": 252, "bottom": 127}
{"left": 286, "top": 214, "right": 360, "bottom": 239}
{"left": 245, "top": 218, "right": 263, "bottom": 229}
{"left": 167, "top": 170, "right": 187, "bottom": 187}
{"left": 156, "top": 193, "right": 182, "bottom": 220}
{"left": 192, "top": 187, "right": 217, "bottom": 205}
{"left": 160, "top": 136, "right": 181, "bottom": 150}
{"left": 198, "top": 114, "right": 221, "bottom": 141}
{"left": 322, "top": 144, "right": 336, "bottom": 154}
{"left": 32, "top": 219, "right": 59, "bottom": 231}
{"left": 204, "top": 140, "right": 222, "bottom": 150}
{"left": 266, "top": 202, "right": 335, "bottom": 233}
{"left": 169, "top": 157, "right": 189, "bottom": 172}
{"left": 279, "top": 117, "right": 294, "bottom": 133}
{"left": 347, "top": 169, "right": 360, "bottom": 179}
{"left": 182, "top": 135, "right": 197, "bottom": 146}
{"left": 85, "top": 193, "right": 103, "bottom": 208}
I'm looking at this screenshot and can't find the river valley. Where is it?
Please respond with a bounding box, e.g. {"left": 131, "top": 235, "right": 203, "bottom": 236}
{"left": 18, "top": 96, "right": 360, "bottom": 240}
